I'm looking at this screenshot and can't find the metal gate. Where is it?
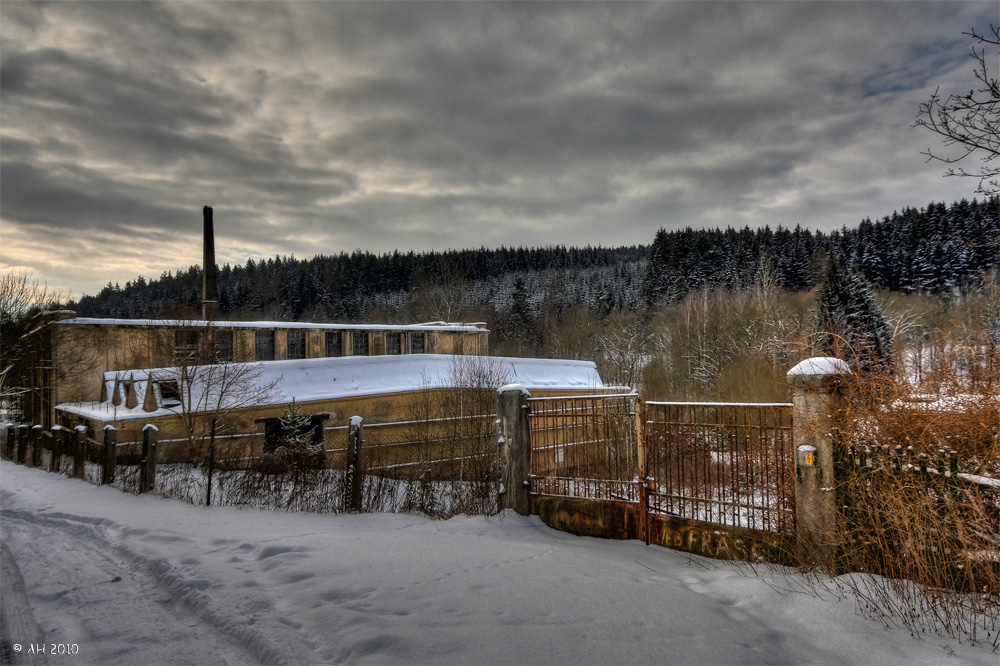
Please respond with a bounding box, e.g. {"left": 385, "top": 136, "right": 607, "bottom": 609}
{"left": 644, "top": 401, "right": 795, "bottom": 535}
{"left": 526, "top": 395, "right": 795, "bottom": 539}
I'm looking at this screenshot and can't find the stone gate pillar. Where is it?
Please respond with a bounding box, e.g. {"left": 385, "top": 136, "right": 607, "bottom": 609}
{"left": 787, "top": 357, "right": 851, "bottom": 567}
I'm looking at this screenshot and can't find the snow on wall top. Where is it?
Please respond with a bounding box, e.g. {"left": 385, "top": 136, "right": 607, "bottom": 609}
{"left": 56, "top": 354, "right": 604, "bottom": 421}
{"left": 53, "top": 317, "right": 488, "bottom": 332}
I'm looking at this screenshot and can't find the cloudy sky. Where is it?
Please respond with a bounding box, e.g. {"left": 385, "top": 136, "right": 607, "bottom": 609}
{"left": 1, "top": 1, "right": 995, "bottom": 298}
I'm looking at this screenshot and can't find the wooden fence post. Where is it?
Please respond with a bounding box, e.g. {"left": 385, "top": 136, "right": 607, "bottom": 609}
{"left": 787, "top": 357, "right": 851, "bottom": 568}
{"left": 16, "top": 424, "right": 30, "bottom": 464}
{"left": 102, "top": 426, "right": 117, "bottom": 485}
{"left": 17, "top": 425, "right": 29, "bottom": 464}
{"left": 497, "top": 384, "right": 531, "bottom": 516}
{"left": 3, "top": 423, "right": 14, "bottom": 459}
{"left": 49, "top": 425, "right": 64, "bottom": 473}
{"left": 73, "top": 426, "right": 87, "bottom": 479}
{"left": 205, "top": 418, "right": 217, "bottom": 507}
{"left": 28, "top": 425, "right": 41, "bottom": 467}
{"left": 35, "top": 426, "right": 48, "bottom": 469}
{"left": 139, "top": 424, "right": 158, "bottom": 494}
{"left": 346, "top": 416, "right": 364, "bottom": 512}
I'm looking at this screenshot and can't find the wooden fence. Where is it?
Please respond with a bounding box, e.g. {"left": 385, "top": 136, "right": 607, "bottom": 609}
{"left": 2, "top": 411, "right": 499, "bottom": 517}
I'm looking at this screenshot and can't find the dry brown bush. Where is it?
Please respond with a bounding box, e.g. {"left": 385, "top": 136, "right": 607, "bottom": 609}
{"left": 826, "top": 349, "right": 999, "bottom": 649}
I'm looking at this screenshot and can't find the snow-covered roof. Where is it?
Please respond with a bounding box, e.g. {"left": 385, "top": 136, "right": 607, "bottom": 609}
{"left": 53, "top": 317, "right": 488, "bottom": 332}
{"left": 56, "top": 354, "right": 604, "bottom": 421}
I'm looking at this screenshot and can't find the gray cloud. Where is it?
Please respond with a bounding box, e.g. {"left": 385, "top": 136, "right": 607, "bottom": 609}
{"left": 1, "top": 1, "right": 995, "bottom": 297}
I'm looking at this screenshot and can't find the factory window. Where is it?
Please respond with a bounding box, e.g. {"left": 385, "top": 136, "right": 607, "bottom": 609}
{"left": 386, "top": 332, "right": 401, "bottom": 355}
{"left": 157, "top": 381, "right": 182, "bottom": 408}
{"left": 213, "top": 330, "right": 234, "bottom": 362}
{"left": 174, "top": 329, "right": 201, "bottom": 364}
{"left": 325, "top": 331, "right": 343, "bottom": 357}
{"left": 352, "top": 331, "right": 369, "bottom": 356}
{"left": 255, "top": 330, "right": 275, "bottom": 361}
{"left": 411, "top": 332, "right": 425, "bottom": 354}
{"left": 287, "top": 330, "right": 306, "bottom": 360}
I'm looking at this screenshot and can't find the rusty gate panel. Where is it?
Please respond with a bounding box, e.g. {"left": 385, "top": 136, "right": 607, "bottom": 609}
{"left": 644, "top": 402, "right": 795, "bottom": 535}
{"left": 527, "top": 393, "right": 641, "bottom": 503}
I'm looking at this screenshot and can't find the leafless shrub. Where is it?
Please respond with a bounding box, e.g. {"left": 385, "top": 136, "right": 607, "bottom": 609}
{"left": 826, "top": 357, "right": 1000, "bottom": 649}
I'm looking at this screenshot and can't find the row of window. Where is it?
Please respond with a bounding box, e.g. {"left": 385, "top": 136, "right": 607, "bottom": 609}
{"left": 174, "top": 329, "right": 425, "bottom": 364}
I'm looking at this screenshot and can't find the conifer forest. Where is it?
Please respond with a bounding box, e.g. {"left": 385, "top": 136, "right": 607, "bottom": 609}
{"left": 67, "top": 196, "right": 1000, "bottom": 401}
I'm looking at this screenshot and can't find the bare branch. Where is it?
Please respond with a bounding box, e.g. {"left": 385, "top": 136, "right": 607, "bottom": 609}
{"left": 914, "top": 26, "right": 1000, "bottom": 193}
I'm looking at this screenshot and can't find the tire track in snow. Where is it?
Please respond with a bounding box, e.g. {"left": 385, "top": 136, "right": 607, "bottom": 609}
{"left": 0, "top": 540, "right": 46, "bottom": 666}
{"left": 0, "top": 499, "right": 318, "bottom": 665}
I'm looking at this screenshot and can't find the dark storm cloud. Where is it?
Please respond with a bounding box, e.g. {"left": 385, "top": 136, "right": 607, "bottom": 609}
{"left": 0, "top": 1, "right": 996, "bottom": 296}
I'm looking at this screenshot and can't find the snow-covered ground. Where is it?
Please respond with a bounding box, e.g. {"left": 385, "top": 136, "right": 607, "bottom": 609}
{"left": 1, "top": 460, "right": 995, "bottom": 665}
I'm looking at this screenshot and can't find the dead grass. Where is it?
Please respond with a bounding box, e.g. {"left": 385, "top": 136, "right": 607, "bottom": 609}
{"left": 825, "top": 344, "right": 1000, "bottom": 649}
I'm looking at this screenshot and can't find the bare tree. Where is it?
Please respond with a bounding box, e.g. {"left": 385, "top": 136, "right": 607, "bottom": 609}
{"left": 134, "top": 322, "right": 280, "bottom": 467}
{"left": 915, "top": 26, "right": 1000, "bottom": 194}
{"left": 0, "top": 270, "right": 62, "bottom": 412}
{"left": 594, "top": 313, "right": 664, "bottom": 391}
{"left": 175, "top": 362, "right": 278, "bottom": 465}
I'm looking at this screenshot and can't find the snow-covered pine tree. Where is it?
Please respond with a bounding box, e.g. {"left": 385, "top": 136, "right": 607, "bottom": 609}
{"left": 277, "top": 398, "right": 318, "bottom": 453}
{"left": 813, "top": 259, "right": 894, "bottom": 373}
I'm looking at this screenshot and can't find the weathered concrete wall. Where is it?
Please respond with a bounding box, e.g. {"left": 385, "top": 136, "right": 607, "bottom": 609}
{"left": 32, "top": 321, "right": 490, "bottom": 426}
{"left": 647, "top": 514, "right": 793, "bottom": 564}
{"left": 530, "top": 495, "right": 794, "bottom": 564}
{"left": 532, "top": 496, "right": 644, "bottom": 541}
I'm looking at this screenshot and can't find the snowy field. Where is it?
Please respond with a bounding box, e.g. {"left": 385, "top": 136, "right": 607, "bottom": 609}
{"left": 1, "top": 460, "right": 995, "bottom": 666}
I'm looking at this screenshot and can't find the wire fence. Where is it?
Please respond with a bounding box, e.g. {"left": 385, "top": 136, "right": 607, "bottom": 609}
{"left": 3, "top": 409, "right": 501, "bottom": 518}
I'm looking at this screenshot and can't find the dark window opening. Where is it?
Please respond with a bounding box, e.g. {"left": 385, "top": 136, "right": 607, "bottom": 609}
{"left": 411, "top": 332, "right": 425, "bottom": 354}
{"left": 213, "top": 330, "right": 234, "bottom": 362}
{"left": 257, "top": 413, "right": 330, "bottom": 452}
{"left": 256, "top": 330, "right": 275, "bottom": 361}
{"left": 174, "top": 329, "right": 201, "bottom": 364}
{"left": 352, "top": 331, "right": 369, "bottom": 356}
{"left": 325, "top": 331, "right": 343, "bottom": 357}
{"left": 287, "top": 330, "right": 306, "bottom": 359}
{"left": 158, "top": 381, "right": 182, "bottom": 407}
{"left": 386, "top": 332, "right": 401, "bottom": 355}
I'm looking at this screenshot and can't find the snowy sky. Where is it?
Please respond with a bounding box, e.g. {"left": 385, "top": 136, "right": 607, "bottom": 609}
{"left": 1, "top": 1, "right": 996, "bottom": 298}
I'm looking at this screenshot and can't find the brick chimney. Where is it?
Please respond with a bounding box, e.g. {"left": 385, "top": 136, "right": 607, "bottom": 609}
{"left": 202, "top": 205, "right": 219, "bottom": 320}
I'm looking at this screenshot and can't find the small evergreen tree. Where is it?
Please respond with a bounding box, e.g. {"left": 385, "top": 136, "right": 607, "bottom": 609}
{"left": 278, "top": 398, "right": 318, "bottom": 452}
{"left": 813, "top": 259, "right": 894, "bottom": 373}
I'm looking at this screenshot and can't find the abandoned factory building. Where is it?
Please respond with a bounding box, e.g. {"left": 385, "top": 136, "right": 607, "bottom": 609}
{"left": 22, "top": 311, "right": 489, "bottom": 427}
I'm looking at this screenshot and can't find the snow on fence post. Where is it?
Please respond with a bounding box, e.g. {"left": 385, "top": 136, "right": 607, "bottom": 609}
{"left": 346, "top": 416, "right": 364, "bottom": 512}
{"left": 786, "top": 357, "right": 851, "bottom": 568}
{"left": 102, "top": 426, "right": 117, "bottom": 485}
{"left": 139, "top": 424, "right": 159, "bottom": 494}
{"left": 497, "top": 384, "right": 531, "bottom": 516}
{"left": 74, "top": 425, "right": 88, "bottom": 479}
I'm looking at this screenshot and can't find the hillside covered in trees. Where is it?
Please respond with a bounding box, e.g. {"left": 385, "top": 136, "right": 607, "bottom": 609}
{"left": 72, "top": 197, "right": 999, "bottom": 328}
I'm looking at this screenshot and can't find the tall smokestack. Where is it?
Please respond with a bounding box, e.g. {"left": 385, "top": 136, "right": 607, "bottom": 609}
{"left": 202, "top": 205, "right": 219, "bottom": 320}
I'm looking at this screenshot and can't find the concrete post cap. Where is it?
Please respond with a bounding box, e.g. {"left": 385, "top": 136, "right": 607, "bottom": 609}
{"left": 786, "top": 357, "right": 851, "bottom": 389}
{"left": 497, "top": 383, "right": 531, "bottom": 396}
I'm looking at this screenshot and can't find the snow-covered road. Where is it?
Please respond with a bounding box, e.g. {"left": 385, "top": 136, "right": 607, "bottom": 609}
{"left": 0, "top": 460, "right": 994, "bottom": 665}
